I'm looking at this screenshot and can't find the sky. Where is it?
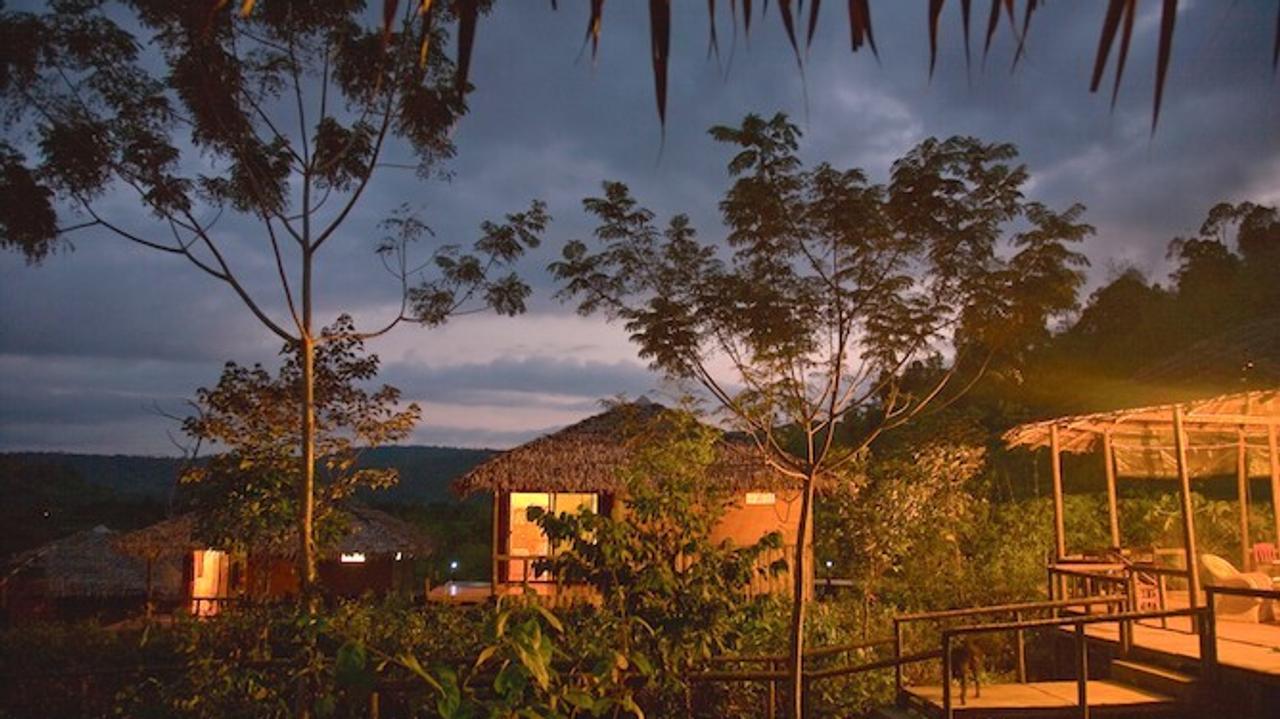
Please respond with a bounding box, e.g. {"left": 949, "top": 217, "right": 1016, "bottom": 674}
{"left": 1, "top": 1, "right": 1278, "bottom": 455}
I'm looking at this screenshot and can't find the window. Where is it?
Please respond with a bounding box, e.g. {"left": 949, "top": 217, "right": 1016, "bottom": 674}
{"left": 507, "top": 492, "right": 599, "bottom": 582}
{"left": 745, "top": 491, "right": 777, "bottom": 506}
{"left": 339, "top": 552, "right": 366, "bottom": 563}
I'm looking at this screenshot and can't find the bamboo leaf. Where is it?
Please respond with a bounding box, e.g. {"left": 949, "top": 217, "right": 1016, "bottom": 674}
{"left": 586, "top": 0, "right": 605, "bottom": 63}
{"left": 928, "top": 0, "right": 945, "bottom": 78}
{"left": 1152, "top": 0, "right": 1178, "bottom": 132}
{"left": 708, "top": 0, "right": 720, "bottom": 61}
{"left": 1110, "top": 0, "right": 1135, "bottom": 109}
{"left": 847, "top": 0, "right": 877, "bottom": 57}
{"left": 649, "top": 0, "right": 671, "bottom": 127}
{"left": 1091, "top": 0, "right": 1127, "bottom": 92}
{"left": 455, "top": 0, "right": 478, "bottom": 101}
{"left": 982, "top": 0, "right": 1001, "bottom": 67}
{"left": 1011, "top": 0, "right": 1037, "bottom": 71}
{"left": 778, "top": 0, "right": 802, "bottom": 66}
{"left": 744, "top": 0, "right": 753, "bottom": 38}
{"left": 806, "top": 0, "right": 821, "bottom": 51}
{"left": 960, "top": 0, "right": 973, "bottom": 71}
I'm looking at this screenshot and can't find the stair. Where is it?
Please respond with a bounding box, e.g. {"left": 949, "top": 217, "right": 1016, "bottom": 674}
{"left": 1109, "top": 659, "right": 1198, "bottom": 703}
{"left": 869, "top": 706, "right": 927, "bottom": 719}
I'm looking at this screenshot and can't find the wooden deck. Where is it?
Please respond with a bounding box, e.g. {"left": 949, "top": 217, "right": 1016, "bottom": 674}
{"left": 1081, "top": 616, "right": 1280, "bottom": 678}
{"left": 903, "top": 680, "right": 1176, "bottom": 717}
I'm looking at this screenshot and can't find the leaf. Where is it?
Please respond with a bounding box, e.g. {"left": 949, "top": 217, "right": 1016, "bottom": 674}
{"left": 648, "top": 0, "right": 671, "bottom": 127}
{"left": 847, "top": 0, "right": 877, "bottom": 56}
{"left": 743, "top": 0, "right": 753, "bottom": 38}
{"left": 805, "top": 0, "right": 821, "bottom": 51}
{"left": 1110, "top": 0, "right": 1136, "bottom": 109}
{"left": 960, "top": 0, "right": 972, "bottom": 70}
{"left": 777, "top": 0, "right": 802, "bottom": 66}
{"left": 1152, "top": 0, "right": 1178, "bottom": 133}
{"left": 928, "top": 0, "right": 944, "bottom": 78}
{"left": 586, "top": 0, "right": 605, "bottom": 63}
{"left": 534, "top": 603, "right": 564, "bottom": 633}
{"left": 1011, "top": 0, "right": 1037, "bottom": 71}
{"left": 455, "top": 0, "right": 479, "bottom": 101}
{"left": 1090, "top": 0, "right": 1128, "bottom": 92}
{"left": 707, "top": 0, "right": 720, "bottom": 61}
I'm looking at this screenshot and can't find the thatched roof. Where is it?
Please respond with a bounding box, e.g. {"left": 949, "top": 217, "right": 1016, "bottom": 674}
{"left": 6, "top": 526, "right": 148, "bottom": 598}
{"left": 453, "top": 400, "right": 788, "bottom": 496}
{"left": 1003, "top": 389, "right": 1280, "bottom": 479}
{"left": 114, "top": 505, "right": 432, "bottom": 560}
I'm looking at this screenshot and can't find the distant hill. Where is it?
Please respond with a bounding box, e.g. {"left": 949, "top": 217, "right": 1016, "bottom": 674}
{"left": 0, "top": 446, "right": 495, "bottom": 504}
{"left": 0, "top": 446, "right": 496, "bottom": 557}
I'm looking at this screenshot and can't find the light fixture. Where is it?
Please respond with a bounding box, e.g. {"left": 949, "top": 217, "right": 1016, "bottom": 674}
{"left": 340, "top": 552, "right": 366, "bottom": 564}
{"left": 449, "top": 560, "right": 459, "bottom": 572}
{"left": 394, "top": 551, "right": 403, "bottom": 561}
{"left": 825, "top": 560, "right": 833, "bottom": 569}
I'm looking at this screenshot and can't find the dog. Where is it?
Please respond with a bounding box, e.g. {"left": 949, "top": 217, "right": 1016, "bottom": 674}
{"left": 949, "top": 639, "right": 983, "bottom": 705}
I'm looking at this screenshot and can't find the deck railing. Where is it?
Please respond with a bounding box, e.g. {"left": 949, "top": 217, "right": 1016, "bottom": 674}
{"left": 892, "top": 594, "right": 1125, "bottom": 701}
{"left": 934, "top": 605, "right": 1209, "bottom": 719}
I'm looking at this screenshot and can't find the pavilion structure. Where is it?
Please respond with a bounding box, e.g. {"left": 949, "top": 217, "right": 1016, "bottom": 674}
{"left": 1004, "top": 389, "right": 1280, "bottom": 618}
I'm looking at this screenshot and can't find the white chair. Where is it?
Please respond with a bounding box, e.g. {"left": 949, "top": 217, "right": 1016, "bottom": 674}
{"left": 1200, "top": 554, "right": 1272, "bottom": 623}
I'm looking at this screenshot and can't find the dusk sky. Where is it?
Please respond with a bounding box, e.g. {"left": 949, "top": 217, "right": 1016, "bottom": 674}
{"left": 2, "top": 0, "right": 1277, "bottom": 455}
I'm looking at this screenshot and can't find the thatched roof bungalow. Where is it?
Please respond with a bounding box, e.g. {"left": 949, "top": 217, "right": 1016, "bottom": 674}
{"left": 442, "top": 399, "right": 807, "bottom": 603}
{"left": 113, "top": 505, "right": 432, "bottom": 612}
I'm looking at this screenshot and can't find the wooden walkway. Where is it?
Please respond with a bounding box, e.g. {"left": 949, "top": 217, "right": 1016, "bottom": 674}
{"left": 1080, "top": 616, "right": 1280, "bottom": 678}
{"left": 903, "top": 681, "right": 1177, "bottom": 718}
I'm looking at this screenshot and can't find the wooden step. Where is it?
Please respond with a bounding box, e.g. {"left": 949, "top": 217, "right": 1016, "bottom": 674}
{"left": 1110, "top": 659, "right": 1198, "bottom": 702}
{"left": 901, "top": 680, "right": 1178, "bottom": 718}
{"left": 869, "top": 706, "right": 928, "bottom": 719}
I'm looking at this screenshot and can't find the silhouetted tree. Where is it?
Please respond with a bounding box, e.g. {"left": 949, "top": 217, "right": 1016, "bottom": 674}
{"left": 552, "top": 113, "right": 1091, "bottom": 715}
{"left": 181, "top": 316, "right": 420, "bottom": 576}
{"left": 0, "top": 1, "right": 546, "bottom": 595}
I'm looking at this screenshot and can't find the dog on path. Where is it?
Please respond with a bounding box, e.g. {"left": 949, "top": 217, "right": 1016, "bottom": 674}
{"left": 949, "top": 639, "right": 983, "bottom": 705}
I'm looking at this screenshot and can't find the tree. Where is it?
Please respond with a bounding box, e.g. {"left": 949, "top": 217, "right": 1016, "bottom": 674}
{"left": 551, "top": 112, "right": 1091, "bottom": 716}
{"left": 531, "top": 402, "right": 785, "bottom": 715}
{"left": 180, "top": 315, "right": 420, "bottom": 577}
{"left": 0, "top": 1, "right": 547, "bottom": 594}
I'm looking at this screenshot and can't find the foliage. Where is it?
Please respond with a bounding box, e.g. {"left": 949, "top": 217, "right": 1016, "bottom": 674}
{"left": 552, "top": 111, "right": 1091, "bottom": 713}
{"left": 529, "top": 403, "right": 786, "bottom": 715}
{"left": 180, "top": 316, "right": 420, "bottom": 558}
{"left": 0, "top": 0, "right": 546, "bottom": 585}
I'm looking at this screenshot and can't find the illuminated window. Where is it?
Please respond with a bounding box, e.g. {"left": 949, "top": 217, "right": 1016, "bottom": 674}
{"left": 745, "top": 492, "right": 776, "bottom": 506}
{"left": 339, "top": 552, "right": 366, "bottom": 563}
{"left": 394, "top": 551, "right": 403, "bottom": 561}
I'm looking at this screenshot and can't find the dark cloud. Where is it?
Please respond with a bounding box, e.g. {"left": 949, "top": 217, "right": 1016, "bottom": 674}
{"left": 2, "top": 1, "right": 1276, "bottom": 454}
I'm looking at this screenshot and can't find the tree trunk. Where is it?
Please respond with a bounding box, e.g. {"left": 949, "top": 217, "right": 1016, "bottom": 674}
{"left": 299, "top": 246, "right": 318, "bottom": 604}
{"left": 788, "top": 473, "right": 816, "bottom": 718}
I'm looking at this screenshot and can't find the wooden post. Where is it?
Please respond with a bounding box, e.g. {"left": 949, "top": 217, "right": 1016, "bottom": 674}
{"left": 942, "top": 633, "right": 953, "bottom": 719}
{"left": 1075, "top": 623, "right": 1090, "bottom": 719}
{"left": 1014, "top": 610, "right": 1027, "bottom": 682}
{"left": 1051, "top": 425, "right": 1067, "bottom": 562}
{"left": 1173, "top": 407, "right": 1201, "bottom": 616}
{"left": 490, "top": 492, "right": 501, "bottom": 597}
{"left": 893, "top": 619, "right": 904, "bottom": 702}
{"left": 1237, "top": 431, "right": 1251, "bottom": 571}
{"left": 1270, "top": 424, "right": 1280, "bottom": 548}
{"left": 1103, "top": 432, "right": 1121, "bottom": 551}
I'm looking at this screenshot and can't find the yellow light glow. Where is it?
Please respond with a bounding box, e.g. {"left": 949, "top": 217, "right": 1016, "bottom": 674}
{"left": 339, "top": 552, "right": 366, "bottom": 563}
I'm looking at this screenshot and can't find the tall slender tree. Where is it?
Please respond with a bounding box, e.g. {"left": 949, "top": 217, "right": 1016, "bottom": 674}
{"left": 552, "top": 113, "right": 1091, "bottom": 716}
{"left": 0, "top": 0, "right": 546, "bottom": 596}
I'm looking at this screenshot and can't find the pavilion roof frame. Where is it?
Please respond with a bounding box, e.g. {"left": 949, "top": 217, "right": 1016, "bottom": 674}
{"left": 1003, "top": 388, "right": 1280, "bottom": 623}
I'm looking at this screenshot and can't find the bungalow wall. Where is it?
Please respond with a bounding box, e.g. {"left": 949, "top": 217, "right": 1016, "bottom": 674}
{"left": 492, "top": 487, "right": 810, "bottom": 599}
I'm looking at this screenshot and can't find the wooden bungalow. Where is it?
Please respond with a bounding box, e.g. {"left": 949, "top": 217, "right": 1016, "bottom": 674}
{"left": 114, "top": 504, "right": 431, "bottom": 615}
{"left": 1, "top": 525, "right": 167, "bottom": 623}
{"left": 436, "top": 400, "right": 808, "bottom": 604}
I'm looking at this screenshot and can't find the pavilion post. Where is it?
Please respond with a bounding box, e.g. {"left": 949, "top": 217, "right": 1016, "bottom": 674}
{"left": 1237, "top": 431, "right": 1251, "bottom": 571}
{"left": 1269, "top": 424, "right": 1280, "bottom": 548}
{"left": 1050, "top": 425, "right": 1067, "bottom": 563}
{"left": 1172, "top": 407, "right": 1201, "bottom": 616}
{"left": 1103, "top": 432, "right": 1120, "bottom": 552}
{"left": 491, "top": 491, "right": 501, "bottom": 597}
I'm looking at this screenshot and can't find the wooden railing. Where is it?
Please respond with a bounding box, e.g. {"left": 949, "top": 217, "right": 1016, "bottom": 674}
{"left": 1047, "top": 559, "right": 1195, "bottom": 633}
{"left": 689, "top": 636, "right": 901, "bottom": 719}
{"left": 935, "top": 605, "right": 1208, "bottom": 719}
{"left": 892, "top": 595, "right": 1125, "bottom": 701}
